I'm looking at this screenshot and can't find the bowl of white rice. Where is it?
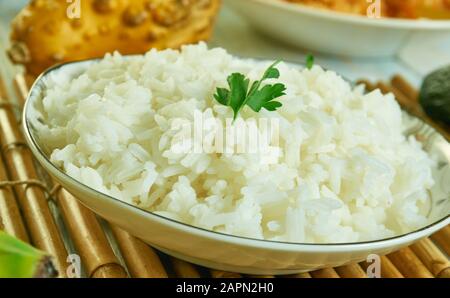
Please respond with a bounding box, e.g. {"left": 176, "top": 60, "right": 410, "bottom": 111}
{"left": 23, "top": 43, "right": 450, "bottom": 275}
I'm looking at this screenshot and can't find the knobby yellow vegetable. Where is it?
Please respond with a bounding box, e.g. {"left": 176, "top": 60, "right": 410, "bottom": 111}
{"left": 0, "top": 231, "right": 58, "bottom": 278}
{"left": 8, "top": 0, "right": 221, "bottom": 77}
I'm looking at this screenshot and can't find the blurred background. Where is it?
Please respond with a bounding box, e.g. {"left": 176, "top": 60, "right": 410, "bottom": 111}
{"left": 1, "top": 0, "right": 450, "bottom": 92}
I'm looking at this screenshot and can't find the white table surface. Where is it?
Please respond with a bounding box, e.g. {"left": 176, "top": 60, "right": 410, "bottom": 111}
{"left": 1, "top": 0, "right": 450, "bottom": 94}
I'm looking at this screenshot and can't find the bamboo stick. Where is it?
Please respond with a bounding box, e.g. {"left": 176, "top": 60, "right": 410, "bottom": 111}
{"left": 431, "top": 226, "right": 450, "bottom": 256}
{"left": 334, "top": 264, "right": 367, "bottom": 278}
{"left": 282, "top": 272, "right": 312, "bottom": 278}
{"left": 294, "top": 272, "right": 312, "bottom": 278}
{"left": 310, "top": 268, "right": 340, "bottom": 278}
{"left": 111, "top": 226, "right": 167, "bottom": 278}
{"left": 360, "top": 256, "right": 404, "bottom": 278}
{"left": 378, "top": 256, "right": 404, "bottom": 278}
{"left": 25, "top": 74, "right": 36, "bottom": 91}
{"left": 410, "top": 238, "right": 450, "bottom": 278}
{"left": 356, "top": 79, "right": 375, "bottom": 92}
{"left": 91, "top": 264, "right": 128, "bottom": 278}
{"left": 387, "top": 247, "right": 434, "bottom": 278}
{"left": 0, "top": 75, "right": 68, "bottom": 276}
{"left": 13, "top": 74, "right": 29, "bottom": 105}
{"left": 57, "top": 189, "right": 128, "bottom": 278}
{"left": 171, "top": 258, "right": 201, "bottom": 278}
{"left": 210, "top": 270, "right": 242, "bottom": 278}
{"left": 0, "top": 153, "right": 29, "bottom": 241}
{"left": 247, "top": 274, "right": 275, "bottom": 278}
{"left": 391, "top": 75, "right": 419, "bottom": 103}
{"left": 15, "top": 75, "right": 129, "bottom": 278}
{"left": 0, "top": 74, "right": 7, "bottom": 98}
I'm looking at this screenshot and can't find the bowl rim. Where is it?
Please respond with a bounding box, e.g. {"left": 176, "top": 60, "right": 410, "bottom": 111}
{"left": 233, "top": 0, "right": 450, "bottom": 29}
{"left": 22, "top": 58, "right": 450, "bottom": 252}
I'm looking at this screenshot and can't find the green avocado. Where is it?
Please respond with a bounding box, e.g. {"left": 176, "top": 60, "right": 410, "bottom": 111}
{"left": 419, "top": 66, "right": 450, "bottom": 125}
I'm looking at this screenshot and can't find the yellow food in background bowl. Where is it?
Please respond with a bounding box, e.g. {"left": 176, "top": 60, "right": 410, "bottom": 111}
{"left": 8, "top": 0, "right": 221, "bottom": 77}
{"left": 283, "top": 0, "right": 450, "bottom": 19}
{"left": 226, "top": 0, "right": 450, "bottom": 57}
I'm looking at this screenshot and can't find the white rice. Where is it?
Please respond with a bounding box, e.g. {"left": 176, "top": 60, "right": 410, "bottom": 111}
{"left": 38, "top": 43, "right": 435, "bottom": 243}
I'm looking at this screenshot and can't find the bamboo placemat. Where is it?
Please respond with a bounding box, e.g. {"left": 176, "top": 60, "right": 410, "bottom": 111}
{"left": 0, "top": 72, "right": 448, "bottom": 278}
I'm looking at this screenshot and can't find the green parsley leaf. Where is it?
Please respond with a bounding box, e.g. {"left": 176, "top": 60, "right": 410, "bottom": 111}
{"left": 306, "top": 54, "right": 315, "bottom": 69}
{"left": 213, "top": 61, "right": 286, "bottom": 121}
{"left": 227, "top": 73, "right": 250, "bottom": 120}
{"left": 247, "top": 60, "right": 281, "bottom": 97}
{"left": 261, "top": 61, "right": 281, "bottom": 80}
{"left": 246, "top": 83, "right": 286, "bottom": 112}
{"left": 214, "top": 87, "right": 229, "bottom": 106}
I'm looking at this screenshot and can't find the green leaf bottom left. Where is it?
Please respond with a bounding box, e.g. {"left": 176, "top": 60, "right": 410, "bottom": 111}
{"left": 0, "top": 231, "right": 46, "bottom": 278}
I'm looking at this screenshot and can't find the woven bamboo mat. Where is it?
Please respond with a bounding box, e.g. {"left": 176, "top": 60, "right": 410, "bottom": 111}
{"left": 0, "top": 71, "right": 449, "bottom": 278}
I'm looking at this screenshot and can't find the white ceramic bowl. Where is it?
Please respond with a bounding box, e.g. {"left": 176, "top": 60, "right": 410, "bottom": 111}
{"left": 23, "top": 60, "right": 450, "bottom": 275}
{"left": 226, "top": 0, "right": 450, "bottom": 57}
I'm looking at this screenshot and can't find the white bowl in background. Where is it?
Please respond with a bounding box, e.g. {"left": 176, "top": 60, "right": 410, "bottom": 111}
{"left": 23, "top": 60, "right": 450, "bottom": 275}
{"left": 225, "top": 0, "right": 450, "bottom": 58}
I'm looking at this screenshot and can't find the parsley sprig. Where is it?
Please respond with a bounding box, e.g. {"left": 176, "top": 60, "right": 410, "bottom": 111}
{"left": 305, "top": 54, "right": 315, "bottom": 69}
{"left": 213, "top": 61, "right": 286, "bottom": 121}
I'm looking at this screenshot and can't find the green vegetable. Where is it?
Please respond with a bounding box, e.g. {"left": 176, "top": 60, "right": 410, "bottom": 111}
{"left": 213, "top": 61, "right": 286, "bottom": 120}
{"left": 305, "top": 54, "right": 315, "bottom": 70}
{"left": 419, "top": 65, "right": 450, "bottom": 125}
{"left": 0, "top": 231, "right": 57, "bottom": 278}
